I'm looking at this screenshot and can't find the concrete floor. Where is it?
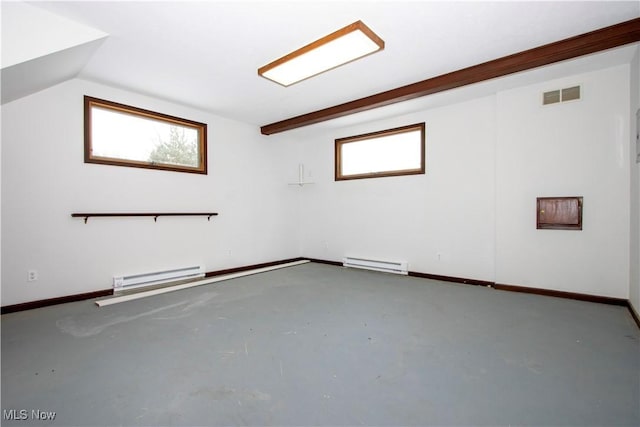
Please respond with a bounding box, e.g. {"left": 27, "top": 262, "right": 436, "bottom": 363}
{"left": 2, "top": 262, "right": 639, "bottom": 426}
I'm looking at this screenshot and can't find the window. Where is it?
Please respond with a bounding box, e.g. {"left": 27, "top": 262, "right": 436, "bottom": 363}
{"left": 335, "top": 123, "right": 425, "bottom": 181}
{"left": 84, "top": 96, "right": 207, "bottom": 174}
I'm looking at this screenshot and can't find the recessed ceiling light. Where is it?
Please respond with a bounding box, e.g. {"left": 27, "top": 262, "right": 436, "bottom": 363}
{"left": 258, "top": 20, "right": 384, "bottom": 87}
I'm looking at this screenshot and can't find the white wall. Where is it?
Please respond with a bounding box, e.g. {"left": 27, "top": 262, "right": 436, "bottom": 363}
{"left": 0, "top": 85, "right": 3, "bottom": 298}
{"left": 1, "top": 64, "right": 634, "bottom": 306}
{"left": 496, "top": 65, "right": 630, "bottom": 298}
{"left": 295, "top": 65, "right": 631, "bottom": 298}
{"left": 295, "top": 95, "right": 497, "bottom": 282}
{"left": 0, "top": 78, "right": 299, "bottom": 306}
{"left": 630, "top": 46, "right": 640, "bottom": 314}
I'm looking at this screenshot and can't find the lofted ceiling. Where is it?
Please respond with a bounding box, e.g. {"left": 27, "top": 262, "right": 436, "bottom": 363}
{"left": 6, "top": 1, "right": 640, "bottom": 133}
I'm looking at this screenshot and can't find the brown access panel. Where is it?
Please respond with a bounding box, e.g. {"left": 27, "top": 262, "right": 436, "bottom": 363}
{"left": 537, "top": 197, "right": 583, "bottom": 230}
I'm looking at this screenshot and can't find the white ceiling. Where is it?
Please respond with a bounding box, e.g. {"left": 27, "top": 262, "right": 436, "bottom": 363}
{"left": 17, "top": 1, "right": 640, "bottom": 131}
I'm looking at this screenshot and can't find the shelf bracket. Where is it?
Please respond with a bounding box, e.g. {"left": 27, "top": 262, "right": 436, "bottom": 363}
{"left": 72, "top": 212, "right": 219, "bottom": 223}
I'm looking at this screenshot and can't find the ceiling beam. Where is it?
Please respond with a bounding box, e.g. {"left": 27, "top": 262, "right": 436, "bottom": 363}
{"left": 261, "top": 17, "right": 640, "bottom": 135}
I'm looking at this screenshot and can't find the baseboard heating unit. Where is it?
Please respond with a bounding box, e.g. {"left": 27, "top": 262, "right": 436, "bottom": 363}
{"left": 342, "top": 257, "right": 408, "bottom": 275}
{"left": 113, "top": 265, "right": 205, "bottom": 291}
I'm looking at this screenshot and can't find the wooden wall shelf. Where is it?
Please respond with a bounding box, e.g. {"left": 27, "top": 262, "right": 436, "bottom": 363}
{"left": 71, "top": 212, "right": 218, "bottom": 223}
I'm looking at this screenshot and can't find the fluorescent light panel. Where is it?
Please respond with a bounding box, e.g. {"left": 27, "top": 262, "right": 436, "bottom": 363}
{"left": 259, "top": 20, "right": 384, "bottom": 87}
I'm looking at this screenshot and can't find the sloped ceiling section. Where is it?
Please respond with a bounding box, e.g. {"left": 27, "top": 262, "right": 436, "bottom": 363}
{"left": 0, "top": 1, "right": 107, "bottom": 104}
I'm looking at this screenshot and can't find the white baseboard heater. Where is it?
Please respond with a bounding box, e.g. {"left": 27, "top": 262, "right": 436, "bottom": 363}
{"left": 113, "top": 265, "right": 205, "bottom": 291}
{"left": 342, "top": 257, "right": 408, "bottom": 275}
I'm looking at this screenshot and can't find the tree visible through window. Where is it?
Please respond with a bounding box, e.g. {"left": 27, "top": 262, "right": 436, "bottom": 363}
{"left": 149, "top": 126, "right": 199, "bottom": 168}
{"left": 84, "top": 96, "right": 207, "bottom": 174}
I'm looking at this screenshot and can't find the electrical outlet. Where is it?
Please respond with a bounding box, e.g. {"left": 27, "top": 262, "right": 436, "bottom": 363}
{"left": 27, "top": 270, "right": 38, "bottom": 281}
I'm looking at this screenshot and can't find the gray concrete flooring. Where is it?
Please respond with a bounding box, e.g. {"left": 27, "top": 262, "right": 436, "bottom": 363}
{"left": 2, "top": 262, "right": 639, "bottom": 426}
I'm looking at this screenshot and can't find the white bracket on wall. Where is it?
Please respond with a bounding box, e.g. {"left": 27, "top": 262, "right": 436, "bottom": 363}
{"left": 636, "top": 110, "right": 640, "bottom": 163}
{"left": 288, "top": 163, "right": 315, "bottom": 187}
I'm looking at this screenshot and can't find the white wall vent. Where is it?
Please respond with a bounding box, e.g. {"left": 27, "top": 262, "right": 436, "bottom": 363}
{"left": 113, "top": 265, "right": 205, "bottom": 291}
{"left": 543, "top": 85, "right": 581, "bottom": 105}
{"left": 342, "top": 257, "right": 408, "bottom": 275}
